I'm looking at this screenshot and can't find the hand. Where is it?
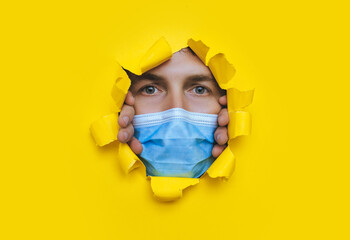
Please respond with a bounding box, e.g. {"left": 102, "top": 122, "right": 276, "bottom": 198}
{"left": 117, "top": 91, "right": 143, "bottom": 154}
{"left": 212, "top": 95, "right": 229, "bottom": 158}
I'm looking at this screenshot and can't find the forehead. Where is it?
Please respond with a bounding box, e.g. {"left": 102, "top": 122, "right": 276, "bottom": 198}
{"left": 146, "top": 47, "right": 213, "bottom": 77}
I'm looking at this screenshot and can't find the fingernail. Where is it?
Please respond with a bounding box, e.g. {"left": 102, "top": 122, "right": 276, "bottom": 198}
{"left": 216, "top": 134, "right": 221, "bottom": 142}
{"left": 122, "top": 132, "right": 129, "bottom": 141}
{"left": 122, "top": 116, "right": 129, "bottom": 125}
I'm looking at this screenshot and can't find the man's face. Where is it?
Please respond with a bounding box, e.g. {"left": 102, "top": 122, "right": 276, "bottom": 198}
{"left": 130, "top": 48, "right": 223, "bottom": 115}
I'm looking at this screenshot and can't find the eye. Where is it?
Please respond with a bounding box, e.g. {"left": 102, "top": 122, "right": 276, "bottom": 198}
{"left": 141, "top": 85, "right": 158, "bottom": 95}
{"left": 193, "top": 86, "right": 208, "bottom": 95}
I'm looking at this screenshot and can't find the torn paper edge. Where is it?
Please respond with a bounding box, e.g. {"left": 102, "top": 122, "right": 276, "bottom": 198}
{"left": 90, "top": 37, "right": 254, "bottom": 201}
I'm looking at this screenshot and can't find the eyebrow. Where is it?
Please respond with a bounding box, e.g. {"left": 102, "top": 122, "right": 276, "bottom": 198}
{"left": 139, "top": 73, "right": 164, "bottom": 81}
{"left": 139, "top": 73, "right": 215, "bottom": 82}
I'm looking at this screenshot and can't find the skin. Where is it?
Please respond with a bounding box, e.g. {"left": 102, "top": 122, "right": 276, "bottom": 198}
{"left": 117, "top": 48, "right": 229, "bottom": 158}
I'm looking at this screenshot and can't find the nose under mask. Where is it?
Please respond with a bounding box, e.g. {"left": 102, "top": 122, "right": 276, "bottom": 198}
{"left": 133, "top": 108, "right": 218, "bottom": 178}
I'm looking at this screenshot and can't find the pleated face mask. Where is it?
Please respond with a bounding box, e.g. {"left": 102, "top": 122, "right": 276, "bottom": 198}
{"left": 133, "top": 108, "right": 218, "bottom": 178}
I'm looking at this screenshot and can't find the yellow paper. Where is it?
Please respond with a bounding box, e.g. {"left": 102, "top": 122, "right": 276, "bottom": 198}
{"left": 227, "top": 88, "right": 255, "bottom": 111}
{"left": 117, "top": 142, "right": 143, "bottom": 174}
{"left": 187, "top": 38, "right": 236, "bottom": 91}
{"left": 208, "top": 53, "right": 236, "bottom": 89}
{"left": 187, "top": 38, "right": 210, "bottom": 65}
{"left": 206, "top": 146, "right": 235, "bottom": 179}
{"left": 140, "top": 36, "right": 173, "bottom": 73}
{"left": 111, "top": 63, "right": 131, "bottom": 111}
{"left": 228, "top": 111, "right": 252, "bottom": 139}
{"left": 4, "top": 2, "right": 347, "bottom": 239}
{"left": 90, "top": 113, "right": 119, "bottom": 146}
{"left": 150, "top": 176, "right": 200, "bottom": 201}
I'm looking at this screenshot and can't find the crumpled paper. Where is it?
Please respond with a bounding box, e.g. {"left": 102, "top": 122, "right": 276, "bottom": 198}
{"left": 90, "top": 37, "right": 254, "bottom": 201}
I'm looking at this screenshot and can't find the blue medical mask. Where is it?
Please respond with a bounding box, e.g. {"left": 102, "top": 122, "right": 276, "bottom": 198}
{"left": 133, "top": 108, "right": 218, "bottom": 178}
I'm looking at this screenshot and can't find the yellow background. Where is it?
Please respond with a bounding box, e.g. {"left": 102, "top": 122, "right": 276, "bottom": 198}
{"left": 1, "top": 0, "right": 349, "bottom": 239}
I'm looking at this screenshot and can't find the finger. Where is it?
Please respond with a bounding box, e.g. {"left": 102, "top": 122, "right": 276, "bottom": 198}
{"left": 124, "top": 91, "right": 135, "bottom": 106}
{"left": 218, "top": 108, "right": 229, "bottom": 126}
{"left": 219, "top": 95, "right": 227, "bottom": 106}
{"left": 118, "top": 105, "right": 135, "bottom": 128}
{"left": 214, "top": 126, "right": 229, "bottom": 145}
{"left": 212, "top": 144, "right": 226, "bottom": 158}
{"left": 128, "top": 137, "right": 143, "bottom": 155}
{"left": 117, "top": 124, "right": 134, "bottom": 143}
